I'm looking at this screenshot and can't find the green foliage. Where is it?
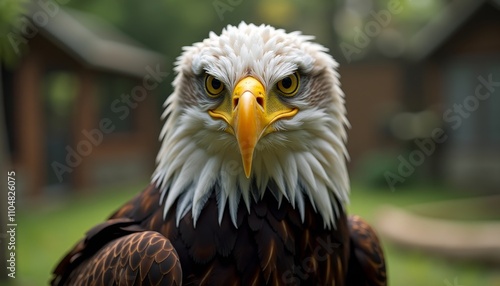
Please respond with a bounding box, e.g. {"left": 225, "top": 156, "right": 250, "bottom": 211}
{"left": 0, "top": 0, "right": 27, "bottom": 67}
{"left": 352, "top": 151, "right": 403, "bottom": 188}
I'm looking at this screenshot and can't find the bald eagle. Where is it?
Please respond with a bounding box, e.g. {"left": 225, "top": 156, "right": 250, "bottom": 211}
{"left": 51, "top": 23, "right": 386, "bottom": 286}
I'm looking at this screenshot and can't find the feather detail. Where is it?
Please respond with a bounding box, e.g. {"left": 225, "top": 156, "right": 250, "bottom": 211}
{"left": 215, "top": 186, "right": 228, "bottom": 225}
{"left": 295, "top": 153, "right": 317, "bottom": 191}
{"left": 295, "top": 189, "right": 306, "bottom": 222}
{"left": 239, "top": 176, "right": 252, "bottom": 213}
{"left": 175, "top": 192, "right": 192, "bottom": 226}
{"left": 192, "top": 157, "right": 221, "bottom": 225}
{"left": 228, "top": 188, "right": 241, "bottom": 227}
{"left": 279, "top": 154, "right": 298, "bottom": 208}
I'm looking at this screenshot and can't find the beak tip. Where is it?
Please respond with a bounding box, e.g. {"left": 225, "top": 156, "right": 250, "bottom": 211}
{"left": 243, "top": 160, "right": 252, "bottom": 178}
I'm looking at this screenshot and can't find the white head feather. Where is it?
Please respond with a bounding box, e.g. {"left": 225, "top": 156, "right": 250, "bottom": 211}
{"left": 153, "top": 22, "right": 350, "bottom": 229}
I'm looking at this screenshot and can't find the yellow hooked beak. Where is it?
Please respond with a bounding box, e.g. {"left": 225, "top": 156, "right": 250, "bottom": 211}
{"left": 209, "top": 77, "right": 298, "bottom": 178}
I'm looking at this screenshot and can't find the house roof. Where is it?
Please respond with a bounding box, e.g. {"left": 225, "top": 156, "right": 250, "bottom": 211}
{"left": 26, "top": 3, "right": 166, "bottom": 78}
{"left": 405, "top": 0, "right": 500, "bottom": 61}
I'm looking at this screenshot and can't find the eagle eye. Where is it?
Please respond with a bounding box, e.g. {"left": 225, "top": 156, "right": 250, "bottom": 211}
{"left": 276, "top": 72, "right": 299, "bottom": 96}
{"left": 205, "top": 75, "right": 224, "bottom": 97}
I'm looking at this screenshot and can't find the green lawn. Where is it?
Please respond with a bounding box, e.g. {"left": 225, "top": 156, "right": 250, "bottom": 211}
{"left": 13, "top": 182, "right": 500, "bottom": 286}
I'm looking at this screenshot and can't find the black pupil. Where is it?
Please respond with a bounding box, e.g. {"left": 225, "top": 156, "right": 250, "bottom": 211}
{"left": 281, "top": 77, "right": 292, "bottom": 89}
{"left": 211, "top": 78, "right": 221, "bottom": 90}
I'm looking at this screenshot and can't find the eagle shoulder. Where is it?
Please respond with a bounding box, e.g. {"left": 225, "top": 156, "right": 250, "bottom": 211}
{"left": 346, "top": 215, "right": 387, "bottom": 286}
{"left": 51, "top": 186, "right": 182, "bottom": 286}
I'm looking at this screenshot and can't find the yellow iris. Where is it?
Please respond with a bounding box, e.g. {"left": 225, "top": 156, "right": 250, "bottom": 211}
{"left": 276, "top": 72, "right": 299, "bottom": 96}
{"left": 205, "top": 75, "right": 224, "bottom": 97}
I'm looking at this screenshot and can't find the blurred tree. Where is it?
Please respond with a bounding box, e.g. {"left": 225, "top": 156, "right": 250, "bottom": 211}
{"left": 0, "top": 0, "right": 27, "bottom": 67}
{"left": 332, "top": 0, "right": 448, "bottom": 61}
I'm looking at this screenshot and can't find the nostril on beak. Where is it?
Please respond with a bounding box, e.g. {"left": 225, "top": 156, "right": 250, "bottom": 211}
{"left": 233, "top": 98, "right": 239, "bottom": 108}
{"left": 256, "top": 96, "right": 264, "bottom": 107}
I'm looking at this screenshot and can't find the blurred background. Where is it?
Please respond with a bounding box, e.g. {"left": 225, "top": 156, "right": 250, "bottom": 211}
{"left": 1, "top": 0, "right": 499, "bottom": 285}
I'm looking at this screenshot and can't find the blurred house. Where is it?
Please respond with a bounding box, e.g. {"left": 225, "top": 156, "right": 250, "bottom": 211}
{"left": 2, "top": 5, "right": 166, "bottom": 198}
{"left": 340, "top": 0, "right": 500, "bottom": 190}
{"left": 407, "top": 0, "right": 500, "bottom": 190}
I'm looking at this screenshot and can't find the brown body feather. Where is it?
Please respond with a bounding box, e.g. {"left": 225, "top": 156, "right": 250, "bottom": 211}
{"left": 52, "top": 184, "right": 386, "bottom": 285}
{"left": 345, "top": 215, "right": 387, "bottom": 286}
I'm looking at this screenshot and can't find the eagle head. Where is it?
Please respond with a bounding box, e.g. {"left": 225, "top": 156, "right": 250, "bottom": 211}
{"left": 153, "top": 22, "right": 349, "bottom": 229}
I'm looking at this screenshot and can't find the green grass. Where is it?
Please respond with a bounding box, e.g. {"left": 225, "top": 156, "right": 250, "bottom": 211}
{"left": 13, "top": 182, "right": 500, "bottom": 285}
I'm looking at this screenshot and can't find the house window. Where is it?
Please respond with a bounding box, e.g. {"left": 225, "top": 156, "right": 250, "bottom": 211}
{"left": 43, "top": 70, "right": 79, "bottom": 188}
{"left": 97, "top": 75, "right": 136, "bottom": 134}
{"left": 487, "top": 66, "right": 500, "bottom": 145}
{"left": 446, "top": 66, "right": 477, "bottom": 146}
{"left": 446, "top": 59, "right": 500, "bottom": 148}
